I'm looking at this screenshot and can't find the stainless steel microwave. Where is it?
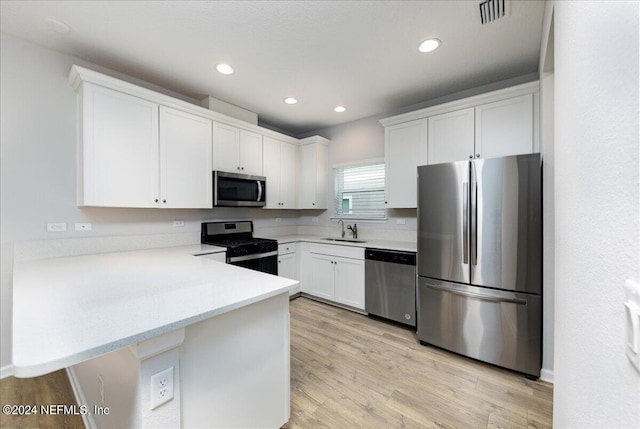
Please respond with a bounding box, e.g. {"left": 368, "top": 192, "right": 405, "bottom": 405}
{"left": 213, "top": 171, "right": 266, "bottom": 207}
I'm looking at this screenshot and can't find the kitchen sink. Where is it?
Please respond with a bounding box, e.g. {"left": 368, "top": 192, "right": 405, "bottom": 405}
{"left": 322, "top": 237, "right": 367, "bottom": 243}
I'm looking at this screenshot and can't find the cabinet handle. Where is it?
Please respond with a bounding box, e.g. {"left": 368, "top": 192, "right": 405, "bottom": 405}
{"left": 385, "top": 201, "right": 388, "bottom": 204}
{"left": 476, "top": 153, "right": 480, "bottom": 158}
{"left": 241, "top": 167, "right": 244, "bottom": 171}
{"left": 278, "top": 260, "right": 281, "bottom": 264}
{"left": 469, "top": 155, "right": 473, "bottom": 159}
{"left": 312, "top": 202, "right": 315, "bottom": 206}
{"left": 155, "top": 199, "right": 159, "bottom": 203}
{"left": 162, "top": 199, "right": 167, "bottom": 203}
{"left": 237, "top": 166, "right": 240, "bottom": 170}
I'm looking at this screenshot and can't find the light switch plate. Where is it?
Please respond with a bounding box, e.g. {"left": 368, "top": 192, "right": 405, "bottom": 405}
{"left": 46, "top": 223, "right": 67, "bottom": 232}
{"left": 625, "top": 280, "right": 640, "bottom": 373}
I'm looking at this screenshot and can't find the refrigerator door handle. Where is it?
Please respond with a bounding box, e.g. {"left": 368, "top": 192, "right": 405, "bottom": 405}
{"left": 424, "top": 282, "right": 528, "bottom": 306}
{"left": 471, "top": 180, "right": 478, "bottom": 266}
{"left": 463, "top": 182, "right": 468, "bottom": 265}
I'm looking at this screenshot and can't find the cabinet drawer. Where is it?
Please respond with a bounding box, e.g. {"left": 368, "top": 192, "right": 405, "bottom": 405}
{"left": 278, "top": 242, "right": 297, "bottom": 255}
{"left": 309, "top": 243, "right": 364, "bottom": 260}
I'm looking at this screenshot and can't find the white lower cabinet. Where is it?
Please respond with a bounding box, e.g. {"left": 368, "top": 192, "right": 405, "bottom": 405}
{"left": 302, "top": 243, "right": 365, "bottom": 311}
{"left": 278, "top": 243, "right": 298, "bottom": 295}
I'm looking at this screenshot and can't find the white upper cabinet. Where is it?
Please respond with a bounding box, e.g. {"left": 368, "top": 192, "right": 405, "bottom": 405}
{"left": 381, "top": 82, "right": 539, "bottom": 208}
{"left": 428, "top": 94, "right": 535, "bottom": 164}
{"left": 239, "top": 130, "right": 264, "bottom": 176}
{"left": 475, "top": 93, "right": 534, "bottom": 159}
{"left": 70, "top": 65, "right": 328, "bottom": 210}
{"left": 213, "top": 123, "right": 263, "bottom": 176}
{"left": 263, "top": 136, "right": 297, "bottom": 209}
{"left": 212, "top": 123, "right": 240, "bottom": 173}
{"left": 78, "top": 83, "right": 160, "bottom": 207}
{"left": 159, "top": 107, "right": 212, "bottom": 208}
{"left": 280, "top": 142, "right": 297, "bottom": 207}
{"left": 384, "top": 119, "right": 428, "bottom": 208}
{"left": 298, "top": 137, "right": 329, "bottom": 209}
{"left": 77, "top": 84, "right": 213, "bottom": 208}
{"left": 428, "top": 108, "right": 475, "bottom": 164}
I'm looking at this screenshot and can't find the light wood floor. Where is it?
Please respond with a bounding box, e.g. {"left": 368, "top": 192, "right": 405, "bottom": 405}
{"left": 0, "top": 297, "right": 553, "bottom": 429}
{"left": 0, "top": 369, "right": 84, "bottom": 429}
{"left": 284, "top": 297, "right": 553, "bottom": 429}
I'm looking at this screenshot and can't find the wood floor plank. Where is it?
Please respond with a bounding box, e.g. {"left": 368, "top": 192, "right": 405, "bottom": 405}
{"left": 0, "top": 370, "right": 84, "bottom": 429}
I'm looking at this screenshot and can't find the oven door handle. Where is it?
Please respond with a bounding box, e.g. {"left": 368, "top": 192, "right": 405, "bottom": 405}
{"left": 227, "top": 250, "right": 278, "bottom": 263}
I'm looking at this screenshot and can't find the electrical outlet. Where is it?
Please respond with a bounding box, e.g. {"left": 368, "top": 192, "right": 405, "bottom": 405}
{"left": 311, "top": 217, "right": 319, "bottom": 223}
{"left": 75, "top": 223, "right": 92, "bottom": 231}
{"left": 46, "top": 222, "right": 67, "bottom": 232}
{"left": 173, "top": 220, "right": 185, "bottom": 227}
{"left": 396, "top": 218, "right": 406, "bottom": 225}
{"left": 150, "top": 367, "right": 174, "bottom": 410}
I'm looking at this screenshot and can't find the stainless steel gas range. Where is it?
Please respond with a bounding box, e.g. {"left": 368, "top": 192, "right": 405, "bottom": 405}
{"left": 201, "top": 221, "right": 278, "bottom": 275}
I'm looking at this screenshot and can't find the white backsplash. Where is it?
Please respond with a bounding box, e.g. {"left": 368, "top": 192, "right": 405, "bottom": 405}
{"left": 13, "top": 223, "right": 414, "bottom": 262}
{"left": 296, "top": 225, "right": 416, "bottom": 242}
{"left": 13, "top": 232, "right": 200, "bottom": 262}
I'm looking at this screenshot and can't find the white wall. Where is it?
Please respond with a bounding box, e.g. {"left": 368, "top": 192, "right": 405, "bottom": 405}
{"left": 539, "top": 2, "right": 556, "bottom": 381}
{"left": 553, "top": 2, "right": 639, "bottom": 427}
{"left": 0, "top": 34, "right": 297, "bottom": 374}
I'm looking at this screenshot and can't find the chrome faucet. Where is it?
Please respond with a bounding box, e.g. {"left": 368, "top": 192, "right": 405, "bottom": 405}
{"left": 347, "top": 223, "right": 358, "bottom": 239}
{"left": 337, "top": 219, "right": 345, "bottom": 238}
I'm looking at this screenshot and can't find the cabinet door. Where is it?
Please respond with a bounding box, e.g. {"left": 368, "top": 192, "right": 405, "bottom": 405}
{"left": 298, "top": 144, "right": 317, "bottom": 208}
{"left": 278, "top": 252, "right": 297, "bottom": 279}
{"left": 385, "top": 119, "right": 428, "bottom": 208}
{"left": 262, "top": 136, "right": 281, "bottom": 208}
{"left": 314, "top": 143, "right": 329, "bottom": 209}
{"left": 213, "top": 122, "right": 240, "bottom": 172}
{"left": 159, "top": 107, "right": 212, "bottom": 208}
{"left": 428, "top": 108, "right": 475, "bottom": 164}
{"left": 81, "top": 84, "right": 159, "bottom": 207}
{"left": 475, "top": 93, "right": 534, "bottom": 159}
{"left": 307, "top": 253, "right": 335, "bottom": 301}
{"left": 239, "top": 130, "right": 263, "bottom": 176}
{"left": 334, "top": 257, "right": 365, "bottom": 310}
{"left": 279, "top": 142, "right": 297, "bottom": 208}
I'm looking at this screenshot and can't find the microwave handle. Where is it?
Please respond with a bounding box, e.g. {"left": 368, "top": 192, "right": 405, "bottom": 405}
{"left": 257, "top": 181, "right": 263, "bottom": 202}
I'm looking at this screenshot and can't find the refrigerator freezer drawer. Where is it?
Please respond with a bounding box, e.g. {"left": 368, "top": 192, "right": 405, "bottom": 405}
{"left": 417, "top": 277, "right": 541, "bottom": 377}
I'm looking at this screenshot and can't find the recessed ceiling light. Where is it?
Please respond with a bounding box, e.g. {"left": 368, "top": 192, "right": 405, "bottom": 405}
{"left": 44, "top": 17, "right": 71, "bottom": 35}
{"left": 216, "top": 64, "right": 234, "bottom": 75}
{"left": 418, "top": 38, "right": 441, "bottom": 53}
{"left": 284, "top": 97, "right": 298, "bottom": 105}
{"left": 334, "top": 106, "right": 346, "bottom": 113}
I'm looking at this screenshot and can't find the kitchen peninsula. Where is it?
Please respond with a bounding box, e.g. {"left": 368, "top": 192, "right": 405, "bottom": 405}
{"left": 12, "top": 244, "right": 297, "bottom": 428}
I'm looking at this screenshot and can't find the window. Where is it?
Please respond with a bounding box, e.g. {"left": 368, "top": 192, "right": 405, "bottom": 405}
{"left": 334, "top": 162, "right": 386, "bottom": 219}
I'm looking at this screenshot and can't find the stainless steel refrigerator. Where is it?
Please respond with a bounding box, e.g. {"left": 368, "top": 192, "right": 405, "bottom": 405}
{"left": 417, "top": 153, "right": 541, "bottom": 377}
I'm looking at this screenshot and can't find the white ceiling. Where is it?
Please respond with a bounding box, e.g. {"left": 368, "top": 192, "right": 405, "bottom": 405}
{"left": 0, "top": 1, "right": 545, "bottom": 136}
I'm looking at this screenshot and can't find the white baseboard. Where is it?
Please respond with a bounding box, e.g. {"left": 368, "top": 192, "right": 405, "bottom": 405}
{"left": 0, "top": 364, "right": 14, "bottom": 379}
{"left": 66, "top": 367, "right": 97, "bottom": 429}
{"left": 540, "top": 368, "right": 554, "bottom": 383}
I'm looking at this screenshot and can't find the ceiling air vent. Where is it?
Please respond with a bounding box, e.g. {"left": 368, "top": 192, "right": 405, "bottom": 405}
{"left": 479, "top": 0, "right": 510, "bottom": 24}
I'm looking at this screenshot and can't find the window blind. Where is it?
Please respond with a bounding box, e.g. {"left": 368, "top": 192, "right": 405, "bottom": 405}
{"left": 334, "top": 163, "right": 386, "bottom": 219}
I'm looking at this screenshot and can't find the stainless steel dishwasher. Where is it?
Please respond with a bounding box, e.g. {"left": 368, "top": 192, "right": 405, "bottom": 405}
{"left": 365, "top": 248, "right": 417, "bottom": 327}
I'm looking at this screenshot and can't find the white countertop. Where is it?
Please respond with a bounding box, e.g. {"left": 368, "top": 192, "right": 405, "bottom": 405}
{"left": 12, "top": 244, "right": 297, "bottom": 377}
{"left": 274, "top": 235, "right": 417, "bottom": 253}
